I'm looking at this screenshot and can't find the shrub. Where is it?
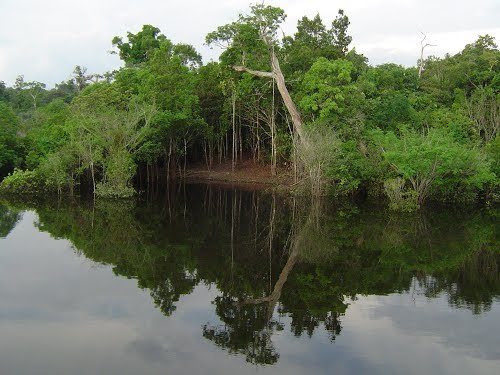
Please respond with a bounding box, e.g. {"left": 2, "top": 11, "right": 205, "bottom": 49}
{"left": 383, "top": 178, "right": 419, "bottom": 211}
{"left": 298, "top": 125, "right": 369, "bottom": 196}
{"left": 371, "top": 127, "right": 495, "bottom": 207}
{"left": 0, "top": 169, "right": 49, "bottom": 196}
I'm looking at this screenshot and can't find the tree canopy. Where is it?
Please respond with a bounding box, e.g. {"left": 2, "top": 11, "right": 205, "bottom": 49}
{"left": 0, "top": 4, "right": 498, "bottom": 208}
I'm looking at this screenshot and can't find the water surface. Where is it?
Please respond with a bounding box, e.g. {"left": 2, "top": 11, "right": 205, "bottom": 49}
{"left": 0, "top": 185, "right": 499, "bottom": 374}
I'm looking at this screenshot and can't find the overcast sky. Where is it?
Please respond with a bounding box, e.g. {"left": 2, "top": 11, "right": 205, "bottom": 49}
{"left": 0, "top": 0, "right": 499, "bottom": 88}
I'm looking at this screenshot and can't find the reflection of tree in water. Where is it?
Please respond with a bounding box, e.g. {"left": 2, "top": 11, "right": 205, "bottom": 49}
{"left": 281, "top": 267, "right": 345, "bottom": 341}
{"left": 0, "top": 204, "right": 21, "bottom": 238}
{"left": 374, "top": 208, "right": 500, "bottom": 314}
{"left": 419, "top": 248, "right": 499, "bottom": 314}
{"left": 200, "top": 197, "right": 499, "bottom": 361}
{"left": 5, "top": 187, "right": 499, "bottom": 365}
{"left": 31, "top": 198, "right": 200, "bottom": 317}
{"left": 203, "top": 296, "right": 281, "bottom": 365}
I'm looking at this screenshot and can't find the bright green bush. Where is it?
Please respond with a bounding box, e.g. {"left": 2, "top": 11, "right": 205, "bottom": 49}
{"left": 485, "top": 136, "right": 500, "bottom": 203}
{"left": 371, "top": 127, "right": 495, "bottom": 208}
{"left": 298, "top": 125, "right": 371, "bottom": 196}
{"left": 0, "top": 169, "right": 48, "bottom": 196}
{"left": 383, "top": 177, "right": 419, "bottom": 211}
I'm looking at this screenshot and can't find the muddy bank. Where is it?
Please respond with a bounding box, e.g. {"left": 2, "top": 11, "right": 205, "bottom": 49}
{"left": 183, "top": 160, "right": 293, "bottom": 190}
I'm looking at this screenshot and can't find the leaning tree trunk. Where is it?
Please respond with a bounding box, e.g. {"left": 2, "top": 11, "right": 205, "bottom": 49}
{"left": 233, "top": 51, "right": 308, "bottom": 150}
{"left": 270, "top": 53, "right": 308, "bottom": 148}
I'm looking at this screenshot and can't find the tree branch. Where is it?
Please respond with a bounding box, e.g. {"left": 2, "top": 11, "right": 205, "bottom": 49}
{"left": 232, "top": 65, "right": 274, "bottom": 78}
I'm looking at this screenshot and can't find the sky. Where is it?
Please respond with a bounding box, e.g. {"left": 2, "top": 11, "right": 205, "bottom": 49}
{"left": 0, "top": 0, "right": 499, "bottom": 88}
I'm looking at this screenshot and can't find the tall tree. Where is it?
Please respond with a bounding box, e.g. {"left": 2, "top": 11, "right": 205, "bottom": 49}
{"left": 112, "top": 25, "right": 167, "bottom": 66}
{"left": 282, "top": 14, "right": 337, "bottom": 76}
{"left": 0, "top": 81, "right": 9, "bottom": 102}
{"left": 330, "top": 9, "right": 352, "bottom": 56}
{"left": 0, "top": 102, "right": 19, "bottom": 177}
{"left": 206, "top": 4, "right": 308, "bottom": 148}
{"left": 14, "top": 75, "right": 46, "bottom": 110}
{"left": 72, "top": 65, "right": 91, "bottom": 92}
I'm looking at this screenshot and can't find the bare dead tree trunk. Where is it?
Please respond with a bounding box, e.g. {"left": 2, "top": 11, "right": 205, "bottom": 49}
{"left": 225, "top": 132, "right": 228, "bottom": 162}
{"left": 239, "top": 115, "right": 243, "bottom": 161}
{"left": 418, "top": 32, "right": 436, "bottom": 78}
{"left": 218, "top": 139, "right": 222, "bottom": 164}
{"left": 270, "top": 53, "right": 308, "bottom": 148}
{"left": 232, "top": 51, "right": 308, "bottom": 149}
{"left": 167, "top": 139, "right": 172, "bottom": 182}
{"left": 465, "top": 90, "right": 499, "bottom": 142}
{"left": 270, "top": 114, "right": 277, "bottom": 175}
{"left": 252, "top": 118, "right": 257, "bottom": 163}
{"left": 29, "top": 93, "right": 37, "bottom": 110}
{"left": 89, "top": 142, "right": 96, "bottom": 195}
{"left": 232, "top": 89, "right": 237, "bottom": 172}
{"left": 209, "top": 141, "right": 213, "bottom": 169}
{"left": 203, "top": 141, "right": 208, "bottom": 170}
{"left": 241, "top": 238, "right": 300, "bottom": 322}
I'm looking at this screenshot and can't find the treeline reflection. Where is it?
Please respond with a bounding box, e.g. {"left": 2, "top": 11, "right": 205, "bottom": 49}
{"left": 1, "top": 185, "right": 498, "bottom": 365}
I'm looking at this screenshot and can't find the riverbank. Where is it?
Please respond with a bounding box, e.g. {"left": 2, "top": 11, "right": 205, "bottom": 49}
{"left": 183, "top": 160, "right": 294, "bottom": 190}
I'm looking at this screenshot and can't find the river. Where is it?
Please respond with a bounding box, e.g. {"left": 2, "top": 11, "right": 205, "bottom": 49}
{"left": 0, "top": 184, "right": 499, "bottom": 374}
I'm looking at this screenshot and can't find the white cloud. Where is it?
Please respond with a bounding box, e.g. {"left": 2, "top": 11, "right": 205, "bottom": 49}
{"left": 0, "top": 0, "right": 498, "bottom": 87}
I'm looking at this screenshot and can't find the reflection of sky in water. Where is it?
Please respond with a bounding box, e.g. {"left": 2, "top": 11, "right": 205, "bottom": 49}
{"left": 0, "top": 211, "right": 499, "bottom": 375}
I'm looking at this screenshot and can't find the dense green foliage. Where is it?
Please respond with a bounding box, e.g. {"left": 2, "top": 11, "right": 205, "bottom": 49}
{"left": 0, "top": 102, "right": 20, "bottom": 176}
{"left": 0, "top": 5, "right": 498, "bottom": 208}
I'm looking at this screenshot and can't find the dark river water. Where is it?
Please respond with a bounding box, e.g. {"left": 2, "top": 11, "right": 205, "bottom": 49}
{"left": 0, "top": 184, "right": 499, "bottom": 374}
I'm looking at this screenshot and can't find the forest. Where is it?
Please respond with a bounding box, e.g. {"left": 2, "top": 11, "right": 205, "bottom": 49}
{"left": 0, "top": 4, "right": 498, "bottom": 209}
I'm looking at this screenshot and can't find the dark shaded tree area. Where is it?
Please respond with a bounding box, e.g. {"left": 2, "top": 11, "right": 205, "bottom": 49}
{"left": 2, "top": 185, "right": 498, "bottom": 364}
{"left": 0, "top": 204, "right": 20, "bottom": 237}
{"left": 0, "top": 5, "right": 498, "bottom": 207}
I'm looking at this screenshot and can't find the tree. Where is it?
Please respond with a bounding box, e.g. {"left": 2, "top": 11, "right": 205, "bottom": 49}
{"left": 70, "top": 84, "right": 156, "bottom": 196}
{"left": 0, "top": 102, "right": 19, "bottom": 177}
{"left": 282, "top": 14, "right": 338, "bottom": 77}
{"left": 112, "top": 25, "right": 167, "bottom": 66}
{"left": 420, "top": 35, "right": 499, "bottom": 105}
{"left": 195, "top": 62, "right": 227, "bottom": 168}
{"left": 14, "top": 75, "right": 46, "bottom": 110}
{"left": 418, "top": 33, "right": 436, "bottom": 78}
{"left": 356, "top": 64, "right": 419, "bottom": 131}
{"left": 465, "top": 87, "right": 499, "bottom": 142}
{"left": 298, "top": 58, "right": 365, "bottom": 132}
{"left": 207, "top": 4, "right": 308, "bottom": 148}
{"left": 172, "top": 43, "right": 203, "bottom": 69}
{"left": 134, "top": 42, "right": 205, "bottom": 177}
{"left": 72, "top": 65, "right": 91, "bottom": 92}
{"left": 0, "top": 81, "right": 9, "bottom": 102}
{"left": 23, "top": 99, "right": 73, "bottom": 169}
{"left": 330, "top": 9, "right": 352, "bottom": 56}
{"left": 44, "top": 79, "right": 79, "bottom": 103}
